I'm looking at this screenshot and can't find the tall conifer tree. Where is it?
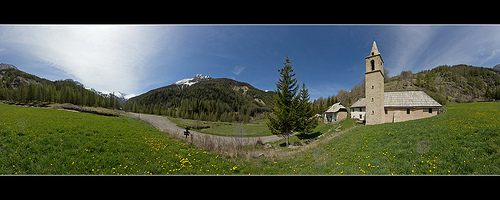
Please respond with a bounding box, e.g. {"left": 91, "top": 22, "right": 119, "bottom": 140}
{"left": 296, "top": 82, "right": 318, "bottom": 139}
{"left": 267, "top": 56, "right": 300, "bottom": 146}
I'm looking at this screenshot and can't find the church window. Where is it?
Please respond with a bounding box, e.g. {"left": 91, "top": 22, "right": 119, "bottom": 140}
{"left": 372, "top": 52, "right": 374, "bottom": 56}
{"left": 372, "top": 110, "right": 374, "bottom": 115}
{"left": 371, "top": 60, "right": 375, "bottom": 70}
{"left": 385, "top": 109, "right": 387, "bottom": 114}
{"left": 371, "top": 98, "right": 374, "bottom": 102}
{"left": 407, "top": 109, "right": 410, "bottom": 114}
{"left": 429, "top": 108, "right": 432, "bottom": 113}
{"left": 372, "top": 85, "right": 374, "bottom": 89}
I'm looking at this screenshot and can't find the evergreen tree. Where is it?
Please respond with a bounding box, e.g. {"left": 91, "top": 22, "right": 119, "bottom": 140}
{"left": 267, "top": 56, "right": 301, "bottom": 146}
{"left": 296, "top": 82, "right": 318, "bottom": 139}
{"left": 132, "top": 102, "right": 137, "bottom": 113}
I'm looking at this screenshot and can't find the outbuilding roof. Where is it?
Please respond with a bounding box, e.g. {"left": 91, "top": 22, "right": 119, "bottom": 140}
{"left": 324, "top": 102, "right": 347, "bottom": 113}
{"left": 350, "top": 91, "right": 442, "bottom": 108}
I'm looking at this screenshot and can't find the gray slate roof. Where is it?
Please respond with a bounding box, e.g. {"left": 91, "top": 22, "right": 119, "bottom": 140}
{"left": 324, "top": 102, "right": 347, "bottom": 113}
{"left": 351, "top": 91, "right": 442, "bottom": 108}
{"left": 350, "top": 98, "right": 366, "bottom": 108}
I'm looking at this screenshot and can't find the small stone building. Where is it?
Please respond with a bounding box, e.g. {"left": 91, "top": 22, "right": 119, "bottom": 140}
{"left": 323, "top": 102, "right": 348, "bottom": 123}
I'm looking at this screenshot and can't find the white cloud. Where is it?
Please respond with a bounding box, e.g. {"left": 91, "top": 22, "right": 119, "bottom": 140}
{"left": 232, "top": 65, "right": 246, "bottom": 76}
{"left": 0, "top": 25, "right": 167, "bottom": 94}
{"left": 384, "top": 25, "right": 438, "bottom": 73}
{"left": 231, "top": 65, "right": 246, "bottom": 76}
{"left": 384, "top": 25, "right": 500, "bottom": 74}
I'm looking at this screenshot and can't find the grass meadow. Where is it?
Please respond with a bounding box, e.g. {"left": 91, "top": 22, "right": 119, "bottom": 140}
{"left": 1, "top": 102, "right": 499, "bottom": 175}
{"left": 167, "top": 116, "right": 273, "bottom": 137}
{"left": 0, "top": 104, "right": 239, "bottom": 175}
{"left": 232, "top": 102, "right": 500, "bottom": 175}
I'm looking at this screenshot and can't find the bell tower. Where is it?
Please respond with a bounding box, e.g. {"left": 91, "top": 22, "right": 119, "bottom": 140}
{"left": 364, "top": 41, "right": 385, "bottom": 125}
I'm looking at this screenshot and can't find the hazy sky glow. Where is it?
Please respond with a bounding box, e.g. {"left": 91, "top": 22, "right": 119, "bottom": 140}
{"left": 1, "top": 25, "right": 500, "bottom": 100}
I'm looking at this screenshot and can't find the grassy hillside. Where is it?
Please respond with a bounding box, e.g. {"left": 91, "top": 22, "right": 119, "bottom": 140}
{"left": 2, "top": 102, "right": 498, "bottom": 175}
{"left": 233, "top": 102, "right": 500, "bottom": 175}
{"left": 0, "top": 103, "right": 239, "bottom": 175}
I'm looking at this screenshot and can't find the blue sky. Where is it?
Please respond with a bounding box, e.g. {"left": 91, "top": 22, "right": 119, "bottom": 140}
{"left": 1, "top": 25, "right": 500, "bottom": 100}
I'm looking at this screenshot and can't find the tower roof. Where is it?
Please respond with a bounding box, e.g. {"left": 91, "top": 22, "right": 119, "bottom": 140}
{"left": 370, "top": 41, "right": 380, "bottom": 56}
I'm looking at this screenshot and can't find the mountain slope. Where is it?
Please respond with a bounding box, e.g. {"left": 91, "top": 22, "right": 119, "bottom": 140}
{"left": 0, "top": 63, "right": 118, "bottom": 108}
{"left": 173, "top": 74, "right": 212, "bottom": 88}
{"left": 313, "top": 64, "right": 500, "bottom": 114}
{"left": 384, "top": 64, "right": 500, "bottom": 103}
{"left": 123, "top": 75, "right": 274, "bottom": 123}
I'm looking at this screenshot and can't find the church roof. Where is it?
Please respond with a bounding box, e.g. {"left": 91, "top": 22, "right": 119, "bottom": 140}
{"left": 365, "top": 40, "right": 384, "bottom": 63}
{"left": 370, "top": 41, "right": 380, "bottom": 56}
{"left": 324, "top": 102, "right": 347, "bottom": 113}
{"left": 350, "top": 91, "right": 442, "bottom": 108}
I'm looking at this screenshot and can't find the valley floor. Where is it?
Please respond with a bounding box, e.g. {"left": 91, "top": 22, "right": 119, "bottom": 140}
{"left": 0, "top": 102, "right": 499, "bottom": 175}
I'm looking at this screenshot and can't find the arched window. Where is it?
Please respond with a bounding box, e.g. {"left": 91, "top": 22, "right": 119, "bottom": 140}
{"left": 371, "top": 60, "right": 375, "bottom": 71}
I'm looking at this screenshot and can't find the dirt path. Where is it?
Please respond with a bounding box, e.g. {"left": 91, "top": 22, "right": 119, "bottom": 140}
{"left": 127, "top": 113, "right": 288, "bottom": 153}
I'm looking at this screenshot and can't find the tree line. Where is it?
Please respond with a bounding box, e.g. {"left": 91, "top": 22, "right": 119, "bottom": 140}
{"left": 0, "top": 68, "right": 120, "bottom": 108}
{"left": 123, "top": 78, "right": 274, "bottom": 123}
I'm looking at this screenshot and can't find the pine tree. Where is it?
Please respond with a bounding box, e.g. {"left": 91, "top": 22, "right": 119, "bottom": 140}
{"left": 132, "top": 102, "right": 137, "bottom": 113}
{"left": 267, "top": 56, "right": 301, "bottom": 146}
{"left": 296, "top": 82, "right": 318, "bottom": 139}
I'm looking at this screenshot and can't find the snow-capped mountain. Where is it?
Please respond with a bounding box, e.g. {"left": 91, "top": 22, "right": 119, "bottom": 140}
{"left": 86, "top": 88, "right": 135, "bottom": 104}
{"left": 174, "top": 74, "right": 212, "bottom": 88}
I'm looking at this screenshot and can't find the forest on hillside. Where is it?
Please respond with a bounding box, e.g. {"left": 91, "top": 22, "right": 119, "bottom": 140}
{"left": 391, "top": 64, "right": 500, "bottom": 103}
{"left": 0, "top": 68, "right": 120, "bottom": 108}
{"left": 123, "top": 78, "right": 274, "bottom": 123}
{"left": 312, "top": 64, "right": 500, "bottom": 113}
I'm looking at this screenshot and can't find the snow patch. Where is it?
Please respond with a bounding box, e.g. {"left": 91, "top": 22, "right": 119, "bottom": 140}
{"left": 173, "top": 74, "right": 212, "bottom": 87}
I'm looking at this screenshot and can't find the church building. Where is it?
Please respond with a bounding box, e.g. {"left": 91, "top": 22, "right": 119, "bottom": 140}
{"left": 350, "top": 41, "right": 442, "bottom": 125}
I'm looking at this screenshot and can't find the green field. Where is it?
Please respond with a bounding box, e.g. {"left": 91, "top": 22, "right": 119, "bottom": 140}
{"left": 167, "top": 116, "right": 273, "bottom": 137}
{"left": 232, "top": 102, "right": 500, "bottom": 175}
{"left": 0, "top": 104, "right": 239, "bottom": 175}
{"left": 1, "top": 102, "right": 499, "bottom": 175}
